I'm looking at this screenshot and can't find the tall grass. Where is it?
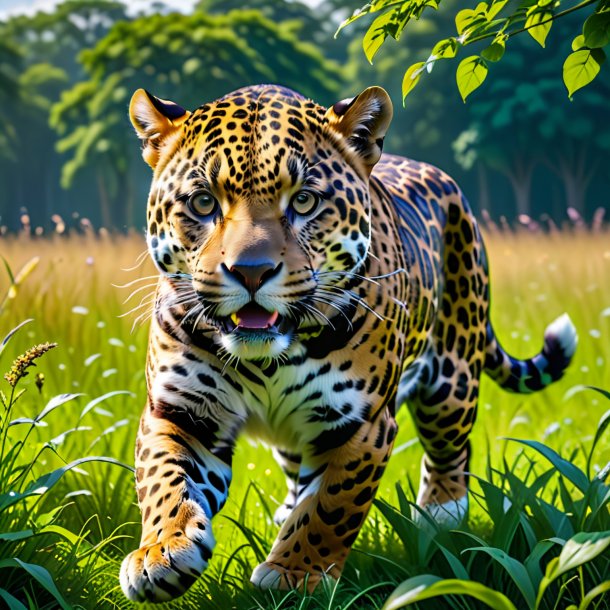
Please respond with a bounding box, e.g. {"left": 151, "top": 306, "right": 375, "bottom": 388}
{"left": 0, "top": 229, "right": 608, "bottom": 609}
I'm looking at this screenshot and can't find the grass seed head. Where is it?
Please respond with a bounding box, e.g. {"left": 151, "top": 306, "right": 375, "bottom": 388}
{"left": 4, "top": 342, "right": 58, "bottom": 388}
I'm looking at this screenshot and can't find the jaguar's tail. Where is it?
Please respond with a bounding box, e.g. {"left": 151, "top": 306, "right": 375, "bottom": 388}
{"left": 484, "top": 314, "right": 577, "bottom": 393}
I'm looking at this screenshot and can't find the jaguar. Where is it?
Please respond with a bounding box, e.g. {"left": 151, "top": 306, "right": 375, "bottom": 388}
{"left": 119, "top": 84, "right": 577, "bottom": 602}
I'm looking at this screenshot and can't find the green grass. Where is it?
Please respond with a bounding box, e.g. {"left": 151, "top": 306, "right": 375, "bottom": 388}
{"left": 0, "top": 230, "right": 609, "bottom": 609}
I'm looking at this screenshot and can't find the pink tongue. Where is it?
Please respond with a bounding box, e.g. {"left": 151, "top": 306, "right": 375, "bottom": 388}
{"left": 235, "top": 304, "right": 279, "bottom": 329}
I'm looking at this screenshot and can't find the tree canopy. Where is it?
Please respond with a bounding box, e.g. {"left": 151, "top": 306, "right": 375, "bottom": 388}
{"left": 0, "top": 0, "right": 607, "bottom": 231}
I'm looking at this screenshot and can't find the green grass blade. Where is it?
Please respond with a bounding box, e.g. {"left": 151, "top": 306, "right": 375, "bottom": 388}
{"left": 35, "top": 393, "right": 84, "bottom": 422}
{"left": 79, "top": 390, "right": 134, "bottom": 420}
{"left": 0, "top": 319, "right": 33, "bottom": 358}
{"left": 503, "top": 438, "right": 590, "bottom": 493}
{"left": 0, "top": 529, "right": 35, "bottom": 541}
{"left": 578, "top": 579, "right": 610, "bottom": 610}
{"left": 382, "top": 574, "right": 518, "bottom": 610}
{"left": 536, "top": 531, "right": 610, "bottom": 608}
{"left": 221, "top": 515, "right": 269, "bottom": 563}
{"left": 0, "top": 558, "right": 71, "bottom": 610}
{"left": 524, "top": 538, "right": 563, "bottom": 587}
{"left": 0, "top": 588, "right": 28, "bottom": 610}
{"left": 0, "top": 455, "right": 132, "bottom": 511}
{"left": 342, "top": 581, "right": 395, "bottom": 610}
{"left": 587, "top": 407, "right": 610, "bottom": 478}
{"left": 462, "top": 546, "right": 536, "bottom": 608}
{"left": 434, "top": 543, "right": 469, "bottom": 580}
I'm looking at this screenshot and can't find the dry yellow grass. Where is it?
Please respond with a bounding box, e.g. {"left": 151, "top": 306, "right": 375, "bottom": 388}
{"left": 0, "top": 229, "right": 608, "bottom": 475}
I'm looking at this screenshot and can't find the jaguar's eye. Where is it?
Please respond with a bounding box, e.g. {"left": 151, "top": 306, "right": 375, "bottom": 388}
{"left": 187, "top": 190, "right": 218, "bottom": 217}
{"left": 290, "top": 191, "right": 320, "bottom": 216}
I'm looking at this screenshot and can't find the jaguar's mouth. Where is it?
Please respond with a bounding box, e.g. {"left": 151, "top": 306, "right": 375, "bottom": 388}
{"left": 217, "top": 302, "right": 294, "bottom": 339}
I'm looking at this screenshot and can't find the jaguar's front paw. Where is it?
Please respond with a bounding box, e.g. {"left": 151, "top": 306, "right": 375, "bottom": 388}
{"left": 120, "top": 523, "right": 214, "bottom": 602}
{"left": 250, "top": 561, "right": 335, "bottom": 592}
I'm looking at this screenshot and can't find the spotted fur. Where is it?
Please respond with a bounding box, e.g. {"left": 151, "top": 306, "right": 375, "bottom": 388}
{"left": 119, "top": 85, "right": 577, "bottom": 601}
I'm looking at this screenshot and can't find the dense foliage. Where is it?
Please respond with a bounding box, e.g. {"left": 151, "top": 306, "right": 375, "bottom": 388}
{"left": 0, "top": 0, "right": 608, "bottom": 229}
{"left": 338, "top": 0, "right": 610, "bottom": 100}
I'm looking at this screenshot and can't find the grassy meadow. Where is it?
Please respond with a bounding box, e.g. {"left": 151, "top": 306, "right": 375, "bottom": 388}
{"left": 0, "top": 228, "right": 609, "bottom": 610}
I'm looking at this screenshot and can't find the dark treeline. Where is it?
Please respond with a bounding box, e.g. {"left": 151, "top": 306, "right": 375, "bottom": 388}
{"left": 0, "top": 0, "right": 608, "bottom": 233}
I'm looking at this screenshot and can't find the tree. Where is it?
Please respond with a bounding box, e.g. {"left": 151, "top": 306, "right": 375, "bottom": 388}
{"left": 453, "top": 18, "right": 610, "bottom": 215}
{"left": 0, "top": 0, "right": 129, "bottom": 230}
{"left": 0, "top": 39, "right": 22, "bottom": 163}
{"left": 337, "top": 0, "right": 610, "bottom": 102}
{"left": 51, "top": 9, "right": 342, "bottom": 228}
{"left": 2, "top": 1, "right": 128, "bottom": 81}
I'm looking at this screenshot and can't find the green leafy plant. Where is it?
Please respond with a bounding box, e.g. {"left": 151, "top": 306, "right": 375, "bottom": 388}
{"left": 337, "top": 0, "right": 610, "bottom": 101}
{"left": 0, "top": 319, "right": 131, "bottom": 608}
{"left": 375, "top": 390, "right": 610, "bottom": 609}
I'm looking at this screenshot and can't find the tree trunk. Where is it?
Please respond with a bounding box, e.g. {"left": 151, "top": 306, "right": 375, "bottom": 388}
{"left": 96, "top": 170, "right": 112, "bottom": 230}
{"left": 545, "top": 142, "right": 598, "bottom": 215}
{"left": 501, "top": 157, "right": 534, "bottom": 217}
{"left": 476, "top": 162, "right": 491, "bottom": 214}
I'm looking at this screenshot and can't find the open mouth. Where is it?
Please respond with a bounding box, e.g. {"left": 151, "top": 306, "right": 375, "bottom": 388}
{"left": 218, "top": 302, "right": 294, "bottom": 337}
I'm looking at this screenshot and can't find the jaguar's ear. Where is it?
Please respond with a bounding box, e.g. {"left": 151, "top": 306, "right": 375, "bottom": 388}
{"left": 129, "top": 89, "right": 190, "bottom": 169}
{"left": 326, "top": 86, "right": 393, "bottom": 172}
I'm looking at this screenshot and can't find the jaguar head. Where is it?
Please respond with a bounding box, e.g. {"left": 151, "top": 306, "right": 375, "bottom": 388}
{"left": 130, "top": 85, "right": 392, "bottom": 361}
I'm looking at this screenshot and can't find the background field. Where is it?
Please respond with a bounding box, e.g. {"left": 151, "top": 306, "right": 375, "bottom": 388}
{"left": 1, "top": 228, "right": 609, "bottom": 609}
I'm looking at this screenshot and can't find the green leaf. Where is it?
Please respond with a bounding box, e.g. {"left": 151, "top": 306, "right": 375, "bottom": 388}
{"left": 79, "top": 390, "right": 134, "bottom": 419}
{"left": 555, "top": 531, "right": 610, "bottom": 576}
{"left": 583, "top": 10, "right": 610, "bottom": 48}
{"left": 525, "top": 8, "right": 553, "bottom": 47}
{"left": 524, "top": 538, "right": 562, "bottom": 585}
{"left": 462, "top": 547, "right": 536, "bottom": 608}
{"left": 572, "top": 34, "right": 587, "bottom": 51}
{"left": 563, "top": 48, "right": 606, "bottom": 97}
{"left": 503, "top": 438, "right": 590, "bottom": 492}
{"left": 0, "top": 530, "right": 35, "bottom": 541}
{"left": 536, "top": 531, "right": 610, "bottom": 607}
{"left": 481, "top": 39, "right": 505, "bottom": 62}
{"left": 382, "top": 575, "right": 518, "bottom": 610}
{"left": 456, "top": 56, "right": 488, "bottom": 101}
{"left": 363, "top": 10, "right": 395, "bottom": 63}
{"left": 1, "top": 256, "right": 15, "bottom": 285}
{"left": 487, "top": 1, "right": 508, "bottom": 20}
{"left": 0, "top": 588, "right": 27, "bottom": 610}
{"left": 431, "top": 37, "right": 459, "bottom": 59}
{"left": 0, "top": 559, "right": 71, "bottom": 610}
{"left": 455, "top": 8, "right": 475, "bottom": 35}
{"left": 588, "top": 404, "right": 610, "bottom": 477}
{"left": 402, "top": 62, "right": 425, "bottom": 102}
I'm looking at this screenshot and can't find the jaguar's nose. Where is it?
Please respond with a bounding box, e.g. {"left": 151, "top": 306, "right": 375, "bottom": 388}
{"left": 222, "top": 262, "right": 283, "bottom": 293}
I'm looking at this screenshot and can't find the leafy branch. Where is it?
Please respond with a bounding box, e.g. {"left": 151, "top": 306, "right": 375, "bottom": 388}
{"left": 337, "top": 0, "right": 610, "bottom": 101}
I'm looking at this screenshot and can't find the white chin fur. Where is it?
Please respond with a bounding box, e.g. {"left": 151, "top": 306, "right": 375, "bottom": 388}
{"left": 220, "top": 332, "right": 292, "bottom": 360}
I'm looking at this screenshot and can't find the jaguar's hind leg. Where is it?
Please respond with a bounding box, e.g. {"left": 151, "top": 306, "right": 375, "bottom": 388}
{"left": 272, "top": 448, "right": 301, "bottom": 525}
{"left": 407, "top": 356, "right": 481, "bottom": 524}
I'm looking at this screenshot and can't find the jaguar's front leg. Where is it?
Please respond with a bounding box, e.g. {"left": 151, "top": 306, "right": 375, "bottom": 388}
{"left": 120, "top": 404, "right": 235, "bottom": 602}
{"left": 251, "top": 409, "right": 397, "bottom": 591}
{"left": 272, "top": 448, "right": 301, "bottom": 525}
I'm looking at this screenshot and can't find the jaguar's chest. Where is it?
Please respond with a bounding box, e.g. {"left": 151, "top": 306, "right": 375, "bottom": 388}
{"left": 236, "top": 353, "right": 371, "bottom": 452}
